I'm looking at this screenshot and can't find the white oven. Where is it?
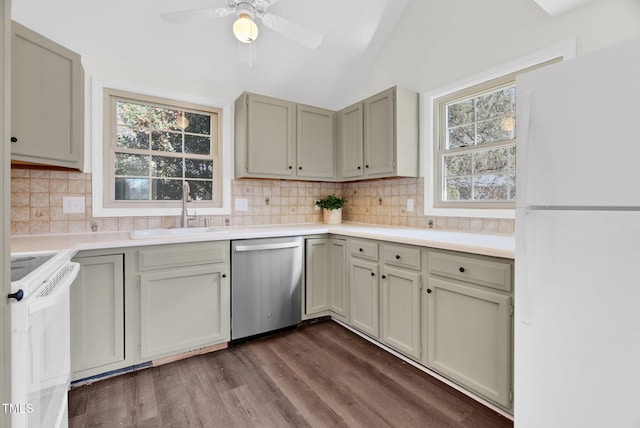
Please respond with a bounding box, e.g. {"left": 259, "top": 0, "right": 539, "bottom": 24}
{"left": 9, "top": 250, "right": 80, "bottom": 428}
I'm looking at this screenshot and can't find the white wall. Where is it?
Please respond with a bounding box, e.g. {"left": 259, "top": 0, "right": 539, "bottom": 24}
{"left": 354, "top": 0, "right": 640, "bottom": 102}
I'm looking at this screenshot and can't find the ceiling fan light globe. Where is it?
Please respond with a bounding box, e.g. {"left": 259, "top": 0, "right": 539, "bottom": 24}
{"left": 233, "top": 14, "right": 259, "bottom": 43}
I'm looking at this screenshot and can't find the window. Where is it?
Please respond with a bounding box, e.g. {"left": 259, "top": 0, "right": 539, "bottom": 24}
{"left": 435, "top": 79, "right": 517, "bottom": 209}
{"left": 103, "top": 89, "right": 223, "bottom": 209}
{"left": 432, "top": 57, "right": 562, "bottom": 212}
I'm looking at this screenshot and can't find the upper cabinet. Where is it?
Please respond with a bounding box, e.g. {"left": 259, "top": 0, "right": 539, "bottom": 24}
{"left": 11, "top": 22, "right": 84, "bottom": 170}
{"left": 339, "top": 86, "right": 419, "bottom": 180}
{"left": 296, "top": 104, "right": 335, "bottom": 179}
{"left": 235, "top": 92, "right": 335, "bottom": 181}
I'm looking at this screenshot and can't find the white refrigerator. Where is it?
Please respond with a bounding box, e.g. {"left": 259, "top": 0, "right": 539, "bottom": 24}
{"left": 515, "top": 38, "right": 640, "bottom": 427}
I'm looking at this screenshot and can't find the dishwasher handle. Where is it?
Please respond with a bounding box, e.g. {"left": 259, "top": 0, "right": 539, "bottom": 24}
{"left": 234, "top": 241, "right": 301, "bottom": 252}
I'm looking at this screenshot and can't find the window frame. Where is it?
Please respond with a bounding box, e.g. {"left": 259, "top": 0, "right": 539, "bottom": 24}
{"left": 423, "top": 41, "right": 576, "bottom": 219}
{"left": 91, "top": 78, "right": 233, "bottom": 217}
{"left": 103, "top": 89, "right": 222, "bottom": 209}
{"left": 435, "top": 76, "right": 518, "bottom": 209}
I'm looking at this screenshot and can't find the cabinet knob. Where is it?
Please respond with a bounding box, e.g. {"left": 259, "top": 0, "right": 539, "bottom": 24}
{"left": 288, "top": 166, "right": 293, "bottom": 169}
{"left": 357, "top": 166, "right": 361, "bottom": 170}
{"left": 426, "top": 288, "right": 432, "bottom": 294}
{"left": 7, "top": 289, "right": 24, "bottom": 301}
{"left": 365, "top": 165, "right": 369, "bottom": 168}
{"left": 459, "top": 267, "right": 465, "bottom": 273}
{"left": 10, "top": 137, "right": 17, "bottom": 143}
{"left": 298, "top": 166, "right": 302, "bottom": 170}
{"left": 370, "top": 272, "right": 375, "bottom": 277}
{"left": 381, "top": 274, "right": 386, "bottom": 279}
{"left": 222, "top": 273, "right": 227, "bottom": 278}
{"left": 359, "top": 248, "right": 363, "bottom": 252}
{"left": 395, "top": 255, "right": 400, "bottom": 260}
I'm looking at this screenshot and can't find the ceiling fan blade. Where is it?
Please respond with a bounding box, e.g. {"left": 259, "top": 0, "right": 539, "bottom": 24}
{"left": 254, "top": 0, "right": 283, "bottom": 8}
{"left": 161, "top": 6, "right": 234, "bottom": 24}
{"left": 260, "top": 13, "right": 323, "bottom": 50}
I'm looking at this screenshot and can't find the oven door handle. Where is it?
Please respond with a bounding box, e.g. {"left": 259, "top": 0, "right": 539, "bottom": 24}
{"left": 29, "top": 262, "right": 80, "bottom": 314}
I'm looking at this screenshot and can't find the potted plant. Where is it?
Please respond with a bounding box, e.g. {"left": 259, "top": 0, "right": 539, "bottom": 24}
{"left": 315, "top": 194, "right": 347, "bottom": 224}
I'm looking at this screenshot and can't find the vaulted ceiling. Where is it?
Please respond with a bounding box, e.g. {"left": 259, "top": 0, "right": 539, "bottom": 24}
{"left": 12, "top": 0, "right": 412, "bottom": 109}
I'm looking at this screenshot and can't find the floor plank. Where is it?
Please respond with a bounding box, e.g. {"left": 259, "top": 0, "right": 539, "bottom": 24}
{"left": 68, "top": 320, "right": 513, "bottom": 428}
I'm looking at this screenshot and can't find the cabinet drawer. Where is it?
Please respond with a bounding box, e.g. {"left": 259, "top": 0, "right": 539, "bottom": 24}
{"left": 350, "top": 239, "right": 378, "bottom": 261}
{"left": 428, "top": 251, "right": 512, "bottom": 292}
{"left": 383, "top": 244, "right": 421, "bottom": 270}
{"left": 138, "top": 241, "right": 229, "bottom": 271}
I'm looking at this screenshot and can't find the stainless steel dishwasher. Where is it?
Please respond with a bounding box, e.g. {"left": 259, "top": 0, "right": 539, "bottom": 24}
{"left": 231, "top": 236, "right": 303, "bottom": 340}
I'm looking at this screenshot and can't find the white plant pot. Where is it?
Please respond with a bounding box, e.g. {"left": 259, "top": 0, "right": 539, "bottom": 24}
{"left": 323, "top": 208, "right": 342, "bottom": 224}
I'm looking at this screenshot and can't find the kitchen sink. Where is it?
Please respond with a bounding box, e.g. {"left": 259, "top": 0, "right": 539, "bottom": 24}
{"left": 129, "top": 227, "right": 228, "bottom": 239}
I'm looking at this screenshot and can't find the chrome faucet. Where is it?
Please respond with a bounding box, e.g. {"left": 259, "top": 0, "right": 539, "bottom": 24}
{"left": 182, "top": 181, "right": 196, "bottom": 227}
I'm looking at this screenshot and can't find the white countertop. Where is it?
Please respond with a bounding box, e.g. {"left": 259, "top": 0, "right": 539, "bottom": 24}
{"left": 11, "top": 222, "right": 515, "bottom": 259}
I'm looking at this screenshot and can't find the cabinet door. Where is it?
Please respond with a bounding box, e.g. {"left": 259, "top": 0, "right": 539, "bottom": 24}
{"left": 349, "top": 258, "right": 379, "bottom": 337}
{"left": 11, "top": 22, "right": 83, "bottom": 169}
{"left": 70, "top": 254, "right": 124, "bottom": 378}
{"left": 246, "top": 94, "right": 295, "bottom": 177}
{"left": 381, "top": 267, "right": 421, "bottom": 359}
{"left": 364, "top": 88, "right": 395, "bottom": 176}
{"left": 297, "top": 105, "right": 335, "bottom": 179}
{"left": 328, "top": 239, "right": 348, "bottom": 318}
{"left": 339, "top": 103, "right": 364, "bottom": 178}
{"left": 426, "top": 277, "right": 512, "bottom": 407}
{"left": 305, "top": 239, "right": 330, "bottom": 315}
{"left": 306, "top": 238, "right": 347, "bottom": 318}
{"left": 140, "top": 264, "right": 230, "bottom": 360}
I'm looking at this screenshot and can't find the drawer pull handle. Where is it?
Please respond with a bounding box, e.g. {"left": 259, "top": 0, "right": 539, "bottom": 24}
{"left": 370, "top": 272, "right": 375, "bottom": 277}
{"left": 426, "top": 288, "right": 432, "bottom": 294}
{"left": 459, "top": 267, "right": 465, "bottom": 273}
{"left": 395, "top": 255, "right": 400, "bottom": 260}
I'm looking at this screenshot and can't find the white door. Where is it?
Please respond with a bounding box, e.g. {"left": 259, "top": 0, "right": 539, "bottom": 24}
{"left": 515, "top": 209, "right": 640, "bottom": 428}
{"left": 516, "top": 39, "right": 640, "bottom": 208}
{"left": 1, "top": 1, "right": 12, "bottom": 425}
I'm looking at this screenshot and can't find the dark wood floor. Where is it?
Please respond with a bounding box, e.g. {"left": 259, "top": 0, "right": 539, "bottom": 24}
{"left": 68, "top": 320, "right": 513, "bottom": 428}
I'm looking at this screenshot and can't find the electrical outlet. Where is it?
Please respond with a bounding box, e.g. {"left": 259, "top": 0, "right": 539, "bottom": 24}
{"left": 62, "top": 196, "right": 85, "bottom": 214}
{"left": 407, "top": 199, "right": 414, "bottom": 212}
{"left": 235, "top": 198, "right": 248, "bottom": 212}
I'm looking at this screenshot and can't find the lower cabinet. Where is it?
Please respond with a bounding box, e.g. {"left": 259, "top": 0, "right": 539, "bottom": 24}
{"left": 70, "top": 241, "right": 230, "bottom": 383}
{"left": 349, "top": 257, "right": 379, "bottom": 337}
{"left": 425, "top": 249, "right": 514, "bottom": 409}
{"left": 70, "top": 253, "right": 124, "bottom": 380}
{"left": 425, "top": 277, "right": 512, "bottom": 407}
{"left": 305, "top": 238, "right": 348, "bottom": 320}
{"left": 380, "top": 266, "right": 421, "bottom": 359}
{"left": 139, "top": 264, "right": 229, "bottom": 360}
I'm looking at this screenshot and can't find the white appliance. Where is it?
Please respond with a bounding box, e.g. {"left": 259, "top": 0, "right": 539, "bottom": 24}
{"left": 9, "top": 250, "right": 80, "bottom": 428}
{"left": 515, "top": 38, "right": 640, "bottom": 427}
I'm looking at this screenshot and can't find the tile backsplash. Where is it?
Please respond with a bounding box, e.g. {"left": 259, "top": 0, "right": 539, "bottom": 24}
{"left": 10, "top": 168, "right": 514, "bottom": 235}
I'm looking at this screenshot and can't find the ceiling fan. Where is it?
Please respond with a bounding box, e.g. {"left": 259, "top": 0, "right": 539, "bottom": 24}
{"left": 161, "top": 0, "right": 323, "bottom": 50}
